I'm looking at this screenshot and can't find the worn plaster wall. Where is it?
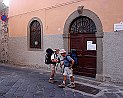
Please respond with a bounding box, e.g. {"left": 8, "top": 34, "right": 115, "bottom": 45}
{"left": 8, "top": 34, "right": 63, "bottom": 69}
{"left": 103, "top": 31, "right": 123, "bottom": 82}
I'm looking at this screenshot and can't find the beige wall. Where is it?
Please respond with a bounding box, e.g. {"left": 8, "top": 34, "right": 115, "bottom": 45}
{"left": 9, "top": 0, "right": 81, "bottom": 16}
{"left": 9, "top": 9, "right": 45, "bottom": 37}
{"left": 9, "top": 0, "right": 123, "bottom": 35}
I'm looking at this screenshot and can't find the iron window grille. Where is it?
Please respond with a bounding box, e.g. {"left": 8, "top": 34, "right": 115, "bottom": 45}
{"left": 69, "top": 16, "right": 97, "bottom": 34}
{"left": 30, "top": 20, "right": 41, "bottom": 49}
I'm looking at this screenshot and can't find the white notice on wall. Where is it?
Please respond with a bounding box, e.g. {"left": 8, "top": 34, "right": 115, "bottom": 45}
{"left": 114, "top": 22, "right": 123, "bottom": 31}
{"left": 87, "top": 41, "right": 96, "bottom": 50}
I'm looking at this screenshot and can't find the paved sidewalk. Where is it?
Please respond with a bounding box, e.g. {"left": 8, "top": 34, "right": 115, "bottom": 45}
{"left": 0, "top": 64, "right": 123, "bottom": 98}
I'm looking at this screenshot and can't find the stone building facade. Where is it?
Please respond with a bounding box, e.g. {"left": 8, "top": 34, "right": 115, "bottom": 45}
{"left": 0, "top": 3, "right": 9, "bottom": 63}
{"left": 8, "top": 0, "right": 123, "bottom": 83}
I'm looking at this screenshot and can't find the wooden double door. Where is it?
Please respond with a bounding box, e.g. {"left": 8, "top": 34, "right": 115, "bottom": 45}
{"left": 70, "top": 33, "right": 97, "bottom": 78}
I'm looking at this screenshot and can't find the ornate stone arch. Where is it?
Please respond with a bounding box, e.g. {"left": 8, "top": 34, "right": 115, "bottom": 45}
{"left": 27, "top": 17, "right": 43, "bottom": 51}
{"left": 63, "top": 9, "right": 103, "bottom": 81}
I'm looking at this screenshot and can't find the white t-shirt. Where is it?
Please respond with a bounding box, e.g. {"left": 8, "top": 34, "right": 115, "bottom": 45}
{"left": 51, "top": 53, "right": 59, "bottom": 60}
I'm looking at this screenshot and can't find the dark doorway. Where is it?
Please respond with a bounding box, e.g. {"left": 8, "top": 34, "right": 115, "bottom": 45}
{"left": 69, "top": 16, "right": 97, "bottom": 78}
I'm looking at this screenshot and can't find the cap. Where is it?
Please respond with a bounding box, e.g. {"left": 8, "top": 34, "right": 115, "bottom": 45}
{"left": 59, "top": 49, "right": 66, "bottom": 54}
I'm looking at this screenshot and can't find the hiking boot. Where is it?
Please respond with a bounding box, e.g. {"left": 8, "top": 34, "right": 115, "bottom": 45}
{"left": 58, "top": 83, "right": 65, "bottom": 88}
{"left": 48, "top": 79, "right": 54, "bottom": 83}
{"left": 67, "top": 83, "right": 75, "bottom": 88}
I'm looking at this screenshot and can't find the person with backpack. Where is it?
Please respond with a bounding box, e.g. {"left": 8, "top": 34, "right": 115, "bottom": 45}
{"left": 45, "top": 48, "right": 54, "bottom": 65}
{"left": 58, "top": 49, "right": 75, "bottom": 88}
{"left": 48, "top": 48, "right": 60, "bottom": 83}
{"left": 68, "top": 49, "right": 78, "bottom": 68}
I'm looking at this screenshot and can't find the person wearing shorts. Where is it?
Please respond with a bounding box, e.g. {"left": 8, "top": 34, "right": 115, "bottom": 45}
{"left": 49, "top": 49, "right": 60, "bottom": 83}
{"left": 58, "top": 49, "right": 75, "bottom": 88}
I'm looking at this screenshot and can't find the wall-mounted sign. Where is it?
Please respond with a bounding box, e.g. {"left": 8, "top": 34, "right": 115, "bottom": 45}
{"left": 114, "top": 22, "right": 123, "bottom": 31}
{"left": 87, "top": 41, "right": 96, "bottom": 50}
{"left": 1, "top": 15, "right": 8, "bottom": 22}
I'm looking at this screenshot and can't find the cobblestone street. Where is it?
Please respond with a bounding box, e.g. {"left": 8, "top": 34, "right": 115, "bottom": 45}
{"left": 0, "top": 64, "right": 123, "bottom": 98}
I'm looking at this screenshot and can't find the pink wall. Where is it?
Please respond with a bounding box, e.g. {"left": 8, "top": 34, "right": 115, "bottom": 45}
{"left": 9, "top": 0, "right": 80, "bottom": 17}
{"left": 9, "top": 0, "right": 123, "bottom": 37}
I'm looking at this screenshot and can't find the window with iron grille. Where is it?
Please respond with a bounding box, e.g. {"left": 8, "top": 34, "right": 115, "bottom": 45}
{"left": 69, "top": 16, "right": 97, "bottom": 33}
{"left": 30, "top": 20, "right": 41, "bottom": 49}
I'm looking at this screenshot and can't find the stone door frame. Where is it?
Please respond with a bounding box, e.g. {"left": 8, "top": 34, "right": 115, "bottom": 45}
{"left": 63, "top": 9, "right": 104, "bottom": 81}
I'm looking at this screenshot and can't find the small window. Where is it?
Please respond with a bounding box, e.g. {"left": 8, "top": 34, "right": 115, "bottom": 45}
{"left": 29, "top": 20, "right": 41, "bottom": 49}
{"left": 28, "top": 17, "right": 43, "bottom": 51}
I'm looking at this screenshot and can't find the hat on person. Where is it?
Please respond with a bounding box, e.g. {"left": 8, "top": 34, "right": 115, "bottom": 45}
{"left": 55, "top": 48, "right": 59, "bottom": 51}
{"left": 53, "top": 48, "right": 59, "bottom": 52}
{"left": 59, "top": 49, "right": 66, "bottom": 54}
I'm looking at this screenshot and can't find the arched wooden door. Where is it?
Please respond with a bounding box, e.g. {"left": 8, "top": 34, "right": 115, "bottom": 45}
{"left": 69, "top": 16, "right": 97, "bottom": 78}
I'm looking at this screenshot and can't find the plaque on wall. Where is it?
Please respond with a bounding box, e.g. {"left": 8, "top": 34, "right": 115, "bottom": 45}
{"left": 87, "top": 41, "right": 96, "bottom": 50}
{"left": 114, "top": 22, "right": 123, "bottom": 31}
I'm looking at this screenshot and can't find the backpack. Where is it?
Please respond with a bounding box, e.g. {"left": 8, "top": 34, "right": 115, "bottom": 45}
{"left": 45, "top": 48, "right": 54, "bottom": 64}
{"left": 66, "top": 49, "right": 78, "bottom": 68}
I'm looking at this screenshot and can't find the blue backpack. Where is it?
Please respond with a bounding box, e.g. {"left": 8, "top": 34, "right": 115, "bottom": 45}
{"left": 66, "top": 49, "right": 78, "bottom": 68}
{"left": 71, "top": 53, "right": 78, "bottom": 66}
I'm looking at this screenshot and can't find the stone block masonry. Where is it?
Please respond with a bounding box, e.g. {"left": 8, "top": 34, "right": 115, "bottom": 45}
{"left": 0, "top": 7, "right": 9, "bottom": 63}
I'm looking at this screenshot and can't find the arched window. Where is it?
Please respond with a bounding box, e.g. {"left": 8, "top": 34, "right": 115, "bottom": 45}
{"left": 69, "top": 16, "right": 97, "bottom": 33}
{"left": 28, "top": 18, "right": 43, "bottom": 50}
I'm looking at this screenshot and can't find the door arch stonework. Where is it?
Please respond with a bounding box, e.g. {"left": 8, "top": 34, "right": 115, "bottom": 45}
{"left": 63, "top": 9, "right": 104, "bottom": 81}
